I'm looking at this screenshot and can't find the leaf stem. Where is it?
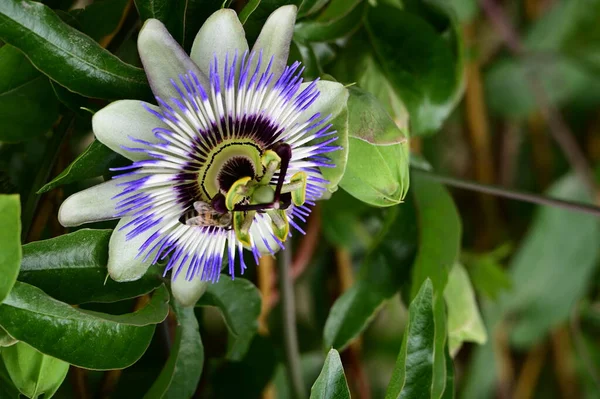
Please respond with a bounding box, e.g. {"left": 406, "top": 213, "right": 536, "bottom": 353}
{"left": 278, "top": 243, "right": 306, "bottom": 399}
{"left": 412, "top": 168, "right": 600, "bottom": 217}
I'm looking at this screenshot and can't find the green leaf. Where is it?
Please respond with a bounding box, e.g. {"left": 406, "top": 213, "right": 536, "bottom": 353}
{"left": 294, "top": 0, "right": 365, "bottom": 43}
{"left": 462, "top": 244, "right": 512, "bottom": 300}
{"left": 196, "top": 276, "right": 261, "bottom": 360}
{"left": 38, "top": 141, "right": 127, "bottom": 194}
{"left": 443, "top": 263, "right": 487, "bottom": 357}
{"left": 503, "top": 174, "right": 600, "bottom": 348}
{"left": 71, "top": 0, "right": 130, "bottom": 45}
{"left": 0, "top": 45, "right": 59, "bottom": 142}
{"left": 410, "top": 173, "right": 462, "bottom": 298}
{"left": 330, "top": 29, "right": 409, "bottom": 128}
{"left": 18, "top": 229, "right": 163, "bottom": 304}
{"left": 145, "top": 304, "right": 203, "bottom": 399}
{"left": 135, "top": 0, "right": 186, "bottom": 45}
{"left": 298, "top": 0, "right": 330, "bottom": 18}
{"left": 339, "top": 86, "right": 409, "bottom": 207}
{"left": 0, "top": 194, "right": 20, "bottom": 304}
{"left": 0, "top": 0, "right": 150, "bottom": 100}
{"left": 485, "top": 56, "right": 598, "bottom": 118}
{"left": 385, "top": 279, "right": 436, "bottom": 399}
{"left": 239, "top": 0, "right": 261, "bottom": 24}
{"left": 324, "top": 201, "right": 418, "bottom": 350}
{"left": 1, "top": 341, "right": 69, "bottom": 399}
{"left": 0, "top": 282, "right": 169, "bottom": 370}
{"left": 309, "top": 349, "right": 350, "bottom": 399}
{"left": 365, "top": 3, "right": 463, "bottom": 135}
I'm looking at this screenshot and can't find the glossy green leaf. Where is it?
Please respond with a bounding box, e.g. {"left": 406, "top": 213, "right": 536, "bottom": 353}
{"left": 503, "top": 174, "right": 600, "bottom": 348}
{"left": 196, "top": 276, "right": 261, "bottom": 360}
{"left": 443, "top": 263, "right": 487, "bottom": 357}
{"left": 309, "top": 349, "right": 350, "bottom": 399}
{"left": 1, "top": 341, "right": 69, "bottom": 399}
{"left": 0, "top": 0, "right": 150, "bottom": 100}
{"left": 365, "top": 3, "right": 463, "bottom": 135}
{"left": 0, "top": 194, "right": 20, "bottom": 304}
{"left": 50, "top": 81, "right": 100, "bottom": 116}
{"left": 339, "top": 86, "right": 409, "bottom": 207}
{"left": 0, "top": 282, "right": 169, "bottom": 370}
{"left": 239, "top": 0, "right": 261, "bottom": 24}
{"left": 135, "top": 0, "right": 186, "bottom": 45}
{"left": 410, "top": 173, "right": 462, "bottom": 298}
{"left": 385, "top": 279, "right": 435, "bottom": 398}
{"left": 298, "top": 0, "right": 329, "bottom": 17}
{"left": 0, "top": 45, "right": 59, "bottom": 142}
{"left": 38, "top": 141, "right": 127, "bottom": 194}
{"left": 324, "top": 201, "right": 417, "bottom": 350}
{"left": 331, "top": 29, "right": 409, "bottom": 128}
{"left": 71, "top": 0, "right": 130, "bottom": 45}
{"left": 145, "top": 304, "right": 203, "bottom": 399}
{"left": 18, "top": 229, "right": 163, "bottom": 304}
{"left": 294, "top": 0, "right": 365, "bottom": 43}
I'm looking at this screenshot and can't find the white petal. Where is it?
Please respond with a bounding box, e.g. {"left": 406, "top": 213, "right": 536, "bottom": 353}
{"left": 138, "top": 19, "right": 209, "bottom": 101}
{"left": 58, "top": 180, "right": 122, "bottom": 227}
{"left": 298, "top": 80, "right": 348, "bottom": 124}
{"left": 171, "top": 272, "right": 209, "bottom": 307}
{"left": 108, "top": 217, "right": 157, "bottom": 282}
{"left": 190, "top": 9, "right": 249, "bottom": 77}
{"left": 251, "top": 5, "right": 297, "bottom": 79}
{"left": 93, "top": 100, "right": 167, "bottom": 161}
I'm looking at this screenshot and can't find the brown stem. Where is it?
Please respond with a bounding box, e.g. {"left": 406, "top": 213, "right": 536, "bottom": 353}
{"left": 463, "top": 22, "right": 501, "bottom": 248}
{"left": 257, "top": 255, "right": 275, "bottom": 335}
{"left": 335, "top": 247, "right": 371, "bottom": 399}
{"left": 513, "top": 344, "right": 547, "bottom": 399}
{"left": 551, "top": 325, "right": 579, "bottom": 398}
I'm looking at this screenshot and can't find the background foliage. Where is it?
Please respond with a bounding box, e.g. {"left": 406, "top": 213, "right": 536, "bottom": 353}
{"left": 1, "top": 0, "right": 599, "bottom": 398}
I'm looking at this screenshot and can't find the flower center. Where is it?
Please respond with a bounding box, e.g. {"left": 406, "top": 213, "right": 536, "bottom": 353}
{"left": 217, "top": 156, "right": 256, "bottom": 193}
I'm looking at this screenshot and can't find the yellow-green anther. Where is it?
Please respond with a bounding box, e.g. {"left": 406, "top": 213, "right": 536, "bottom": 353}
{"left": 225, "top": 176, "right": 252, "bottom": 211}
{"left": 233, "top": 210, "right": 255, "bottom": 247}
{"left": 267, "top": 209, "right": 289, "bottom": 242}
{"left": 259, "top": 150, "right": 281, "bottom": 184}
{"left": 288, "top": 171, "right": 307, "bottom": 206}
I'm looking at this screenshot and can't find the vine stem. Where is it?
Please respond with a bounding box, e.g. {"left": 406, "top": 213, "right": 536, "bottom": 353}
{"left": 412, "top": 168, "right": 600, "bottom": 217}
{"left": 278, "top": 244, "right": 306, "bottom": 399}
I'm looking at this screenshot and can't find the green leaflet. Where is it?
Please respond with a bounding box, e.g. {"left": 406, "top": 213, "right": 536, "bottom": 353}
{"left": 145, "top": 304, "right": 204, "bottom": 399}
{"left": 309, "top": 349, "right": 350, "bottom": 399}
{"left": 339, "top": 86, "right": 409, "bottom": 207}
{"left": 0, "top": 194, "right": 21, "bottom": 304}
{"left": 0, "top": 0, "right": 150, "bottom": 99}
{"left": 1, "top": 341, "right": 69, "bottom": 399}
{"left": 0, "top": 282, "right": 169, "bottom": 370}
{"left": 18, "top": 229, "right": 163, "bottom": 305}
{"left": 196, "top": 276, "right": 261, "bottom": 361}
{"left": 444, "top": 263, "right": 487, "bottom": 356}
{"left": 0, "top": 45, "right": 59, "bottom": 142}
{"left": 38, "top": 141, "right": 127, "bottom": 194}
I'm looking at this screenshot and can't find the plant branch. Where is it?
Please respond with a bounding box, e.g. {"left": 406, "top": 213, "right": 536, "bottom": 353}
{"left": 479, "top": 0, "right": 597, "bottom": 196}
{"left": 278, "top": 244, "right": 306, "bottom": 399}
{"left": 412, "top": 167, "right": 600, "bottom": 217}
